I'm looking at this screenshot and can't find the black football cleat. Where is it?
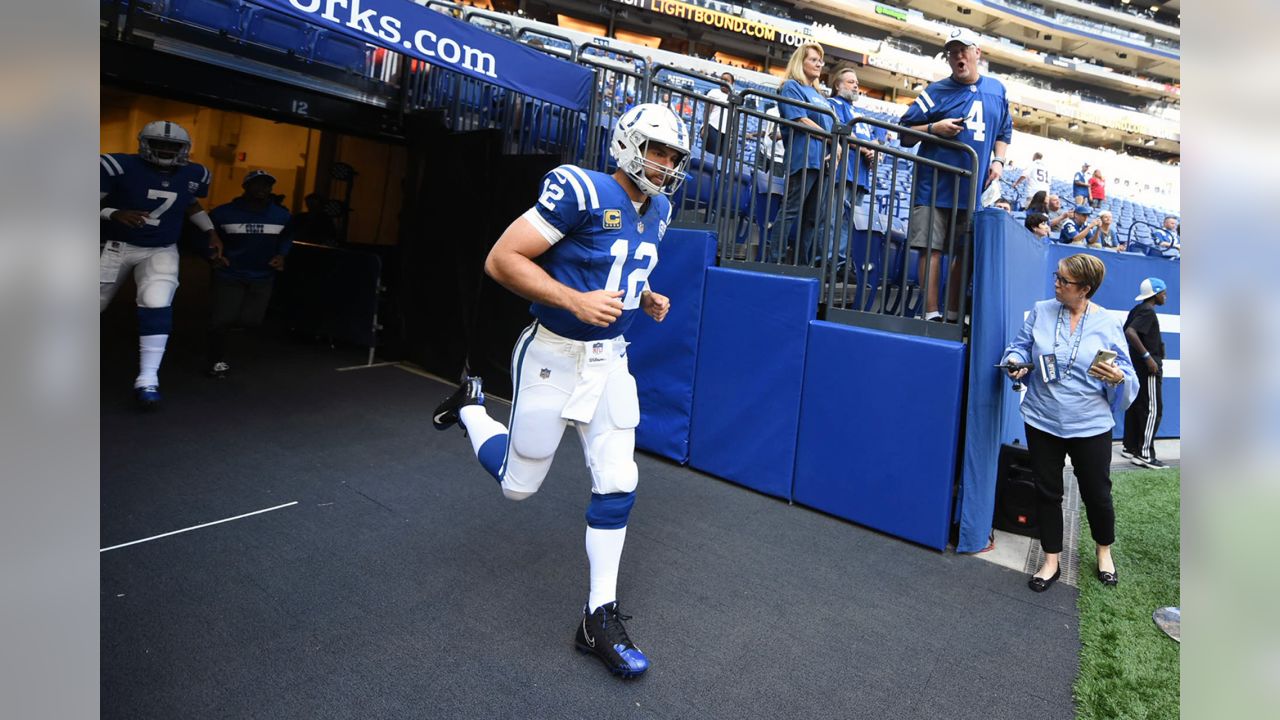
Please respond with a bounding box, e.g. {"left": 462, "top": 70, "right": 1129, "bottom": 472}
{"left": 432, "top": 375, "right": 484, "bottom": 430}
{"left": 574, "top": 601, "right": 650, "bottom": 679}
{"left": 135, "top": 385, "right": 162, "bottom": 411}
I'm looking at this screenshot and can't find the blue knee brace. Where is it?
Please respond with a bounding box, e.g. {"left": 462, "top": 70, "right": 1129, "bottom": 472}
{"left": 585, "top": 491, "right": 636, "bottom": 530}
{"left": 137, "top": 306, "right": 173, "bottom": 336}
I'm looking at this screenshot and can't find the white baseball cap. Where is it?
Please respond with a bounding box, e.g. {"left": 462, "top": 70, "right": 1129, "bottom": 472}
{"left": 945, "top": 27, "right": 980, "bottom": 49}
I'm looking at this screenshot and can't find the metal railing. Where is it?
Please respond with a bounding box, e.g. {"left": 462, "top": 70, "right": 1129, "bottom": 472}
{"left": 104, "top": 0, "right": 987, "bottom": 338}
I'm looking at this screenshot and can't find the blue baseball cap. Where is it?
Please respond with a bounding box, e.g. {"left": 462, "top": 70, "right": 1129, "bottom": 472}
{"left": 242, "top": 169, "right": 276, "bottom": 186}
{"left": 1135, "top": 277, "right": 1167, "bottom": 301}
{"left": 1074, "top": 203, "right": 1092, "bottom": 215}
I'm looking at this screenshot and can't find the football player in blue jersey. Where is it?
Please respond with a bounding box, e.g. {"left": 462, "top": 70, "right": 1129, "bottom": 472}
{"left": 431, "top": 103, "right": 690, "bottom": 679}
{"left": 101, "top": 120, "right": 224, "bottom": 408}
{"left": 206, "top": 170, "right": 293, "bottom": 378}
{"left": 900, "top": 27, "right": 1013, "bottom": 322}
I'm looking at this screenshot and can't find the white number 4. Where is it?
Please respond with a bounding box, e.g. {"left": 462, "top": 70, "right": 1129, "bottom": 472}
{"left": 605, "top": 239, "right": 658, "bottom": 310}
{"left": 144, "top": 189, "right": 178, "bottom": 227}
{"left": 964, "top": 101, "right": 986, "bottom": 142}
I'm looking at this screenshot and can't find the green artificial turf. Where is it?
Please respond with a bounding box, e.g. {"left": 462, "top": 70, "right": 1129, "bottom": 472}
{"left": 1075, "top": 467, "right": 1180, "bottom": 720}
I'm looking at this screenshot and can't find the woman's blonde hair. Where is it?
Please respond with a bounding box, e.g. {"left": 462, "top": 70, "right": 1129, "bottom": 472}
{"left": 1060, "top": 253, "right": 1106, "bottom": 299}
{"left": 782, "top": 43, "right": 824, "bottom": 88}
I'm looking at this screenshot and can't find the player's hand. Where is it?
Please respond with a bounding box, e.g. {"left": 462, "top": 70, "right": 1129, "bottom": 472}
{"left": 269, "top": 254, "right": 286, "bottom": 271}
{"left": 572, "top": 289, "right": 625, "bottom": 327}
{"left": 641, "top": 289, "right": 670, "bottom": 322}
{"left": 1145, "top": 357, "right": 1159, "bottom": 375}
{"left": 931, "top": 117, "right": 965, "bottom": 138}
{"left": 110, "top": 210, "right": 150, "bottom": 228}
{"left": 208, "top": 236, "right": 228, "bottom": 267}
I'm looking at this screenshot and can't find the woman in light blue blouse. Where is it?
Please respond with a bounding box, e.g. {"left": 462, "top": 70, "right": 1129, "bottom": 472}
{"left": 1004, "top": 253, "right": 1139, "bottom": 592}
{"left": 769, "top": 42, "right": 834, "bottom": 266}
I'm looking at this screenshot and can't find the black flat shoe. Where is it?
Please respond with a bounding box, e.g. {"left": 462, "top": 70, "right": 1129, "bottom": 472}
{"left": 1028, "top": 568, "right": 1061, "bottom": 593}
{"left": 1097, "top": 570, "right": 1118, "bottom": 586}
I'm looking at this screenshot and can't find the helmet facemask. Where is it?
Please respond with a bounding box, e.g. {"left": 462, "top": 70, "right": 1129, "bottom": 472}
{"left": 610, "top": 103, "right": 691, "bottom": 198}
{"left": 619, "top": 137, "right": 689, "bottom": 198}
{"left": 138, "top": 121, "right": 192, "bottom": 168}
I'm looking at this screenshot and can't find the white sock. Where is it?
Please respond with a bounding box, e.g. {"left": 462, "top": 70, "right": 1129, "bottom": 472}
{"left": 459, "top": 404, "right": 506, "bottom": 456}
{"left": 135, "top": 334, "right": 168, "bottom": 388}
{"left": 923, "top": 311, "right": 942, "bottom": 321}
{"left": 585, "top": 526, "right": 627, "bottom": 612}
{"left": 945, "top": 311, "right": 960, "bottom": 322}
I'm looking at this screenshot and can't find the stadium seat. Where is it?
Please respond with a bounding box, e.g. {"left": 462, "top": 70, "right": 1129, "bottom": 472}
{"left": 312, "top": 30, "right": 369, "bottom": 73}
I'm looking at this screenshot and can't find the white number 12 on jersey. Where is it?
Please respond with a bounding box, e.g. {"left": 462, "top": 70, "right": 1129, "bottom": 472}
{"left": 605, "top": 239, "right": 658, "bottom": 310}
{"left": 964, "top": 101, "right": 986, "bottom": 142}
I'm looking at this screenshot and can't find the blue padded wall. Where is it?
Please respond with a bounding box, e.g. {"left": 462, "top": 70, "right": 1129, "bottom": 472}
{"left": 793, "top": 321, "right": 966, "bottom": 550}
{"left": 688, "top": 268, "right": 819, "bottom": 500}
{"left": 628, "top": 229, "right": 718, "bottom": 464}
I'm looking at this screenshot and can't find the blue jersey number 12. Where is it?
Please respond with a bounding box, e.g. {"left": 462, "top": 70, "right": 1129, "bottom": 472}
{"left": 605, "top": 239, "right": 658, "bottom": 310}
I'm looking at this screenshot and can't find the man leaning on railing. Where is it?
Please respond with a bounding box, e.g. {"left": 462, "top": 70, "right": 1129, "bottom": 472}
{"left": 899, "top": 27, "right": 1012, "bottom": 323}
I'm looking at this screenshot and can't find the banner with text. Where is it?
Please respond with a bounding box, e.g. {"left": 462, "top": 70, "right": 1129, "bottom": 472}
{"left": 251, "top": 0, "right": 593, "bottom": 111}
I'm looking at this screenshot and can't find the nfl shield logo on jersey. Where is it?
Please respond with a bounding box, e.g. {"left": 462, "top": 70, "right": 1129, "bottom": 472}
{"left": 540, "top": 368, "right": 551, "bottom": 379}
{"left": 603, "top": 209, "right": 622, "bottom": 230}
{"left": 592, "top": 342, "right": 604, "bottom": 356}
{"left": 188, "top": 181, "right": 200, "bottom": 193}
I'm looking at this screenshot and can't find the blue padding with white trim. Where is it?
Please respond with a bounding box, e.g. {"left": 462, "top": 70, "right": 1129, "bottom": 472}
{"left": 628, "top": 228, "right": 718, "bottom": 464}
{"left": 585, "top": 491, "right": 636, "bottom": 530}
{"left": 477, "top": 434, "right": 507, "bottom": 483}
{"left": 689, "top": 268, "right": 819, "bottom": 501}
{"left": 137, "top": 306, "right": 173, "bottom": 336}
{"left": 793, "top": 321, "right": 965, "bottom": 551}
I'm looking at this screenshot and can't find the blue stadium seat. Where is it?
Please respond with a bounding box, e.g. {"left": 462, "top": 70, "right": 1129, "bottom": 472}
{"left": 243, "top": 7, "right": 312, "bottom": 55}
{"left": 312, "top": 30, "right": 370, "bottom": 72}
{"left": 163, "top": 0, "right": 246, "bottom": 35}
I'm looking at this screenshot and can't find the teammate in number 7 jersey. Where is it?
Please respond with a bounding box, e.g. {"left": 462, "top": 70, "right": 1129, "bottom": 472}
{"left": 431, "top": 103, "right": 690, "bottom": 679}
{"left": 100, "top": 120, "right": 224, "bottom": 409}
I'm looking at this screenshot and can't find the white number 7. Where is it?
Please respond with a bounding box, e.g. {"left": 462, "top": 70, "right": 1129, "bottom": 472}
{"left": 144, "top": 189, "right": 179, "bottom": 227}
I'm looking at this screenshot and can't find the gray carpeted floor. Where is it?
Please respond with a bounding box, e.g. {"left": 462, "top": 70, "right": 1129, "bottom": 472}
{"left": 101, "top": 273, "right": 1079, "bottom": 720}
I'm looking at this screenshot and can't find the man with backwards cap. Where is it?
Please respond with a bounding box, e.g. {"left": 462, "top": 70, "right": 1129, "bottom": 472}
{"left": 1058, "top": 203, "right": 1099, "bottom": 245}
{"left": 1122, "top": 278, "right": 1171, "bottom": 469}
{"left": 205, "top": 170, "right": 293, "bottom": 379}
{"left": 899, "top": 26, "right": 1013, "bottom": 322}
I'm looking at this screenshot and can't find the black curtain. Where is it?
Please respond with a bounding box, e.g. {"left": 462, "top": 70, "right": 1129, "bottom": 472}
{"left": 398, "top": 120, "right": 560, "bottom": 398}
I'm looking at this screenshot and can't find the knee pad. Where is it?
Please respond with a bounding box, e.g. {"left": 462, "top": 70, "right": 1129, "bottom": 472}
{"left": 137, "top": 276, "right": 178, "bottom": 308}
{"left": 136, "top": 306, "right": 173, "bottom": 336}
{"left": 501, "top": 486, "right": 536, "bottom": 502}
{"left": 585, "top": 491, "right": 636, "bottom": 530}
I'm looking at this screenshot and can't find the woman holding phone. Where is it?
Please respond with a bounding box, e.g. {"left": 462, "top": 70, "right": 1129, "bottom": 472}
{"left": 1003, "top": 254, "right": 1138, "bottom": 592}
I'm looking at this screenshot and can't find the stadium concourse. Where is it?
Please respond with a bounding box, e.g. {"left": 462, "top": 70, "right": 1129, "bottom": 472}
{"left": 101, "top": 258, "right": 1080, "bottom": 719}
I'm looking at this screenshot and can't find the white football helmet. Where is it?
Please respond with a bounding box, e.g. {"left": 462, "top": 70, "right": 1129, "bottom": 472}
{"left": 610, "top": 103, "right": 690, "bottom": 198}
{"left": 138, "top": 120, "right": 192, "bottom": 167}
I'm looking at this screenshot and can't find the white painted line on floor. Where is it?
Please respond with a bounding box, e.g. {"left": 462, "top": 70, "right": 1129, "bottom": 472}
{"left": 393, "top": 364, "right": 513, "bottom": 406}
{"left": 335, "top": 361, "right": 400, "bottom": 372}
{"left": 100, "top": 501, "right": 298, "bottom": 553}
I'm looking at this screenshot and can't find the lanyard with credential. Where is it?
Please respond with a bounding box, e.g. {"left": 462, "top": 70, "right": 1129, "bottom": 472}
{"left": 1053, "top": 303, "right": 1089, "bottom": 378}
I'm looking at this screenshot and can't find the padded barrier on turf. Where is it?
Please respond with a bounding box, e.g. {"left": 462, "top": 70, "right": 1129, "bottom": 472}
{"left": 628, "top": 228, "right": 718, "bottom": 464}
{"left": 959, "top": 209, "right": 1181, "bottom": 552}
{"left": 689, "top": 269, "right": 819, "bottom": 500}
{"left": 793, "top": 321, "right": 966, "bottom": 550}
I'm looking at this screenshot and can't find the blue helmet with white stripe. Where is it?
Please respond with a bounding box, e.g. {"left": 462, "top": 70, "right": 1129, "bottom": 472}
{"left": 611, "top": 103, "right": 690, "bottom": 198}
{"left": 138, "top": 120, "right": 192, "bottom": 168}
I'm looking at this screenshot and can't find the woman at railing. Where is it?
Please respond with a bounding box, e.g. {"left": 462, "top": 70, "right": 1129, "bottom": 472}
{"left": 769, "top": 42, "right": 832, "bottom": 266}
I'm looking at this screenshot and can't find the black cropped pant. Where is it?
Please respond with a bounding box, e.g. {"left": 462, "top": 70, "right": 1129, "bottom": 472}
{"left": 1024, "top": 424, "right": 1115, "bottom": 554}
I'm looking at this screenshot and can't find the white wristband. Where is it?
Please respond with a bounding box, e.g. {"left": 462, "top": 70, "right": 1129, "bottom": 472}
{"left": 188, "top": 210, "right": 214, "bottom": 232}
{"left": 100, "top": 207, "right": 118, "bottom": 220}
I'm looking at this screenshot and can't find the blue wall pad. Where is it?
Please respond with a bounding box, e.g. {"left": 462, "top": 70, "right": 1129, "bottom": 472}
{"left": 688, "top": 268, "right": 819, "bottom": 500}
{"left": 793, "top": 321, "right": 966, "bottom": 550}
{"left": 629, "top": 228, "right": 718, "bottom": 464}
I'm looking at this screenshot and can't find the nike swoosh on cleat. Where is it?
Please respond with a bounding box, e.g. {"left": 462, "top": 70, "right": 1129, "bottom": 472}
{"left": 581, "top": 618, "right": 595, "bottom": 648}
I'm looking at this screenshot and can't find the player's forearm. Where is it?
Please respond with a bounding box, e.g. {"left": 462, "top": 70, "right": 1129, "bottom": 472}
{"left": 485, "top": 251, "right": 578, "bottom": 311}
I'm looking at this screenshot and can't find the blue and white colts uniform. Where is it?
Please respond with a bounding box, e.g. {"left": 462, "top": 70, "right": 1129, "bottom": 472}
{"left": 99, "top": 153, "right": 210, "bottom": 312}
{"left": 900, "top": 76, "right": 1013, "bottom": 211}
{"left": 477, "top": 165, "right": 671, "bottom": 504}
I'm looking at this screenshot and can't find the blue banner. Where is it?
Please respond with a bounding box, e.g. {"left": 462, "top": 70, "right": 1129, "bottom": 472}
{"left": 251, "top": 0, "right": 593, "bottom": 111}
